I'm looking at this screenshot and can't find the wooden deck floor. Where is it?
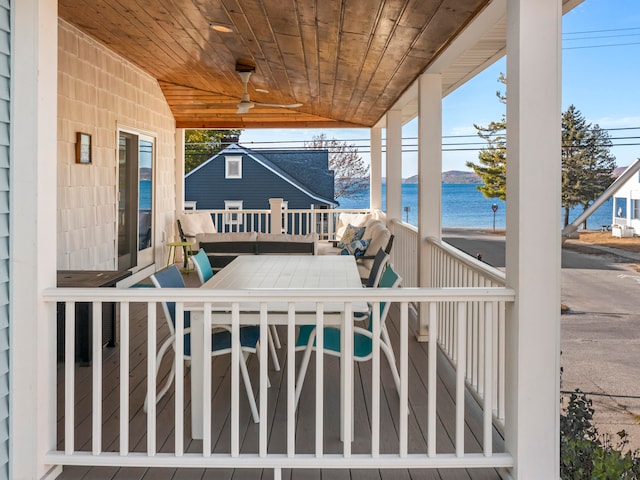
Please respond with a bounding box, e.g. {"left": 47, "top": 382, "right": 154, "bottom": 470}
{"left": 55, "top": 277, "right": 505, "bottom": 480}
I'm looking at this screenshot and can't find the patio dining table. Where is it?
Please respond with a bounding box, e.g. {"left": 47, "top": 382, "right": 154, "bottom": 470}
{"left": 185, "top": 255, "right": 368, "bottom": 439}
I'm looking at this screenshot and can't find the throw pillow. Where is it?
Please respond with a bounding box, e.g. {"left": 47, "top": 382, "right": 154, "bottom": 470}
{"left": 337, "top": 224, "right": 366, "bottom": 248}
{"left": 340, "top": 238, "right": 371, "bottom": 256}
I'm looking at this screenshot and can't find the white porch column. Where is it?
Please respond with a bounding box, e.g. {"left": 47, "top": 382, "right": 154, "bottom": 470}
{"left": 417, "top": 73, "right": 443, "bottom": 340}
{"left": 385, "top": 110, "right": 403, "bottom": 223}
{"left": 505, "top": 0, "right": 561, "bottom": 478}
{"left": 12, "top": 0, "right": 60, "bottom": 478}
{"left": 369, "top": 127, "right": 383, "bottom": 211}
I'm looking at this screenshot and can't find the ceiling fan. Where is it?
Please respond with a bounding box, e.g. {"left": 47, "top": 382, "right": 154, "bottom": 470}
{"left": 235, "top": 63, "right": 303, "bottom": 114}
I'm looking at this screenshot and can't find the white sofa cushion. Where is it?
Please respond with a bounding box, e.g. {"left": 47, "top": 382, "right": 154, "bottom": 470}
{"left": 178, "top": 212, "right": 217, "bottom": 238}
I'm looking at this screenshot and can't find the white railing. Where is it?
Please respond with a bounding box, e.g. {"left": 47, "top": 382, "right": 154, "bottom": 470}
{"left": 427, "top": 237, "right": 508, "bottom": 430}
{"left": 388, "top": 220, "right": 419, "bottom": 287}
{"left": 191, "top": 208, "right": 372, "bottom": 240}
{"left": 44, "top": 286, "right": 514, "bottom": 476}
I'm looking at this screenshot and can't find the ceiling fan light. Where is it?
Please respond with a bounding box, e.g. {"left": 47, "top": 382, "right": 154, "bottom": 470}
{"left": 211, "top": 24, "right": 233, "bottom": 33}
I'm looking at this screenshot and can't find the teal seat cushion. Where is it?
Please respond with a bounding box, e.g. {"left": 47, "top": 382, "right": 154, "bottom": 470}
{"left": 296, "top": 325, "right": 372, "bottom": 359}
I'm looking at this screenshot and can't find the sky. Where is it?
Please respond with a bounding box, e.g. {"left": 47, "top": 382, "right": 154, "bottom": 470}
{"left": 239, "top": 0, "right": 640, "bottom": 178}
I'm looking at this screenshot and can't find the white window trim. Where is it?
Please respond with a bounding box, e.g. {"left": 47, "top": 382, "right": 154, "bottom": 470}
{"left": 225, "top": 200, "right": 244, "bottom": 225}
{"left": 225, "top": 155, "right": 242, "bottom": 179}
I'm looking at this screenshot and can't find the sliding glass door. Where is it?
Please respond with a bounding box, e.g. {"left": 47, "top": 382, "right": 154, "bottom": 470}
{"left": 118, "top": 130, "right": 155, "bottom": 270}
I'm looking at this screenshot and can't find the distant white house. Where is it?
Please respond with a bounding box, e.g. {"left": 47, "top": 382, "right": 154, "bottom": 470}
{"left": 612, "top": 161, "right": 640, "bottom": 237}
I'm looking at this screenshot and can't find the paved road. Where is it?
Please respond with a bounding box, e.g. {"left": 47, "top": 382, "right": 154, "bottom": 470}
{"left": 443, "top": 229, "right": 640, "bottom": 447}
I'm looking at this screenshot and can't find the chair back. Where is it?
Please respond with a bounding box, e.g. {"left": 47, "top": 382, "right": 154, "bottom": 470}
{"left": 365, "top": 248, "right": 390, "bottom": 288}
{"left": 369, "top": 264, "right": 402, "bottom": 332}
{"left": 150, "top": 265, "right": 189, "bottom": 335}
{"left": 192, "top": 248, "right": 214, "bottom": 284}
{"left": 384, "top": 234, "right": 394, "bottom": 255}
{"left": 176, "top": 219, "right": 188, "bottom": 242}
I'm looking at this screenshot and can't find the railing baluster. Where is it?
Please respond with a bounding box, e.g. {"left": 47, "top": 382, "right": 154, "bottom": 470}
{"left": 287, "top": 304, "right": 296, "bottom": 457}
{"left": 146, "top": 303, "right": 157, "bottom": 456}
{"left": 92, "top": 302, "right": 102, "bottom": 455}
{"left": 231, "top": 303, "right": 240, "bottom": 457}
{"left": 399, "top": 302, "right": 409, "bottom": 458}
{"left": 203, "top": 304, "right": 212, "bottom": 457}
{"left": 174, "top": 302, "right": 184, "bottom": 456}
{"left": 371, "top": 300, "right": 381, "bottom": 457}
{"left": 342, "top": 302, "right": 352, "bottom": 454}
{"left": 484, "top": 301, "right": 494, "bottom": 457}
{"left": 315, "top": 304, "right": 324, "bottom": 457}
{"left": 260, "top": 303, "right": 269, "bottom": 457}
{"left": 64, "top": 302, "right": 75, "bottom": 455}
{"left": 119, "top": 302, "right": 129, "bottom": 456}
{"left": 427, "top": 302, "right": 437, "bottom": 457}
{"left": 456, "top": 302, "right": 467, "bottom": 457}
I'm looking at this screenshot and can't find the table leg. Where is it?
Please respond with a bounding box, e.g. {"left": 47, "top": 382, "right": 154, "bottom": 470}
{"left": 190, "top": 311, "right": 204, "bottom": 440}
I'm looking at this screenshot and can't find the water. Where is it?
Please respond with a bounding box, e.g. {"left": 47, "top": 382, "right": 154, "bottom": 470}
{"left": 338, "top": 183, "right": 614, "bottom": 230}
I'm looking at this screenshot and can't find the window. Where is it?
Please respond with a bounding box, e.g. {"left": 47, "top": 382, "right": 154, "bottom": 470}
{"left": 225, "top": 156, "right": 242, "bottom": 179}
{"left": 633, "top": 199, "right": 640, "bottom": 219}
{"left": 614, "top": 197, "right": 627, "bottom": 219}
{"left": 225, "top": 200, "right": 243, "bottom": 226}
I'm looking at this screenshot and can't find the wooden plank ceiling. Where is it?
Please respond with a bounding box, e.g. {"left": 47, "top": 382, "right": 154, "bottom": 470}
{"left": 59, "top": 0, "right": 491, "bottom": 129}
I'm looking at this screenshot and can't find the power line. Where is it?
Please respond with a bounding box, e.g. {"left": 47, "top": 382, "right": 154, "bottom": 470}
{"left": 563, "top": 26, "right": 640, "bottom": 36}
{"left": 564, "top": 41, "right": 640, "bottom": 50}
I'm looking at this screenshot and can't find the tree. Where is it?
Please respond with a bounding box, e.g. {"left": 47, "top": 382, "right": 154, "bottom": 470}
{"left": 467, "top": 77, "right": 617, "bottom": 229}
{"left": 304, "top": 133, "right": 369, "bottom": 199}
{"left": 466, "top": 74, "right": 507, "bottom": 201}
{"left": 561, "top": 105, "right": 616, "bottom": 227}
{"left": 185, "top": 129, "right": 242, "bottom": 173}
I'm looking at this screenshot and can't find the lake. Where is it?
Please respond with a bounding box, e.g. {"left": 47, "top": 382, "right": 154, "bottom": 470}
{"left": 338, "top": 183, "right": 613, "bottom": 230}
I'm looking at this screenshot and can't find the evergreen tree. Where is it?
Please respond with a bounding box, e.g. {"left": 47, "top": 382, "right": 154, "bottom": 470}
{"left": 185, "top": 129, "right": 242, "bottom": 173}
{"left": 561, "top": 106, "right": 616, "bottom": 227}
{"left": 466, "top": 75, "right": 507, "bottom": 201}
{"left": 467, "top": 78, "right": 616, "bottom": 229}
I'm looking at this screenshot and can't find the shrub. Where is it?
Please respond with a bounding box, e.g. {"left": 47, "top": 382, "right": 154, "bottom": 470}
{"left": 561, "top": 389, "right": 640, "bottom": 479}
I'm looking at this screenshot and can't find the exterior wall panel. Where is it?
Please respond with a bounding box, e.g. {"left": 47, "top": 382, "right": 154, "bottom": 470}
{"left": 57, "top": 20, "right": 176, "bottom": 270}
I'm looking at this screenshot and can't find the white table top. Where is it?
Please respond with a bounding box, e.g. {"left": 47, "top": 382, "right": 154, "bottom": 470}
{"left": 196, "top": 255, "right": 368, "bottom": 316}
{"left": 204, "top": 255, "right": 361, "bottom": 290}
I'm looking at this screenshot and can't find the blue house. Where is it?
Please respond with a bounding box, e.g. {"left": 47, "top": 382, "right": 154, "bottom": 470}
{"left": 185, "top": 143, "right": 338, "bottom": 212}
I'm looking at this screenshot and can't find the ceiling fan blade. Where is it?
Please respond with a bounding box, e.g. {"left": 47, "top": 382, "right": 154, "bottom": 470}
{"left": 254, "top": 102, "right": 303, "bottom": 109}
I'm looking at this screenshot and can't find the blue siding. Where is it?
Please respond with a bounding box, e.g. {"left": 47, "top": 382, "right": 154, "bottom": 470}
{"left": 185, "top": 151, "right": 334, "bottom": 210}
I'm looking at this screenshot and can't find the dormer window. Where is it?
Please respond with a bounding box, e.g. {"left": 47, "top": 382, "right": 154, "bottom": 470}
{"left": 225, "top": 155, "right": 242, "bottom": 179}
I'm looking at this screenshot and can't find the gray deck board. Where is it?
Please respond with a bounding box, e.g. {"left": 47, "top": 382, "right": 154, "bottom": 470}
{"left": 56, "top": 289, "right": 504, "bottom": 480}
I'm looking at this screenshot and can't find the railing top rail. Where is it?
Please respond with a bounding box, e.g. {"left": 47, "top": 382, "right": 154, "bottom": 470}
{"left": 43, "top": 286, "right": 515, "bottom": 303}
{"left": 427, "top": 236, "right": 506, "bottom": 286}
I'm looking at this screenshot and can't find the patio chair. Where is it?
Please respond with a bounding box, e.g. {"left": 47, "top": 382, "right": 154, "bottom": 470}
{"left": 294, "top": 265, "right": 402, "bottom": 409}
{"left": 191, "top": 248, "right": 214, "bottom": 284}
{"left": 191, "top": 247, "right": 281, "bottom": 372}
{"left": 145, "top": 265, "right": 261, "bottom": 423}
{"left": 363, "top": 248, "right": 390, "bottom": 288}
{"left": 354, "top": 248, "right": 390, "bottom": 324}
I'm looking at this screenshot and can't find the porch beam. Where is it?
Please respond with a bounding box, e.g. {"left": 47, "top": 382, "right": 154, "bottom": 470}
{"left": 417, "top": 73, "right": 443, "bottom": 340}
{"left": 369, "top": 127, "right": 383, "bottom": 211}
{"left": 504, "top": 0, "right": 562, "bottom": 478}
{"left": 11, "top": 0, "right": 60, "bottom": 478}
{"left": 385, "top": 110, "right": 403, "bottom": 223}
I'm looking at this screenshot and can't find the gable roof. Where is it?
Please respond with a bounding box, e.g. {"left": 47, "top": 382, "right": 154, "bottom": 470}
{"left": 186, "top": 144, "right": 338, "bottom": 207}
